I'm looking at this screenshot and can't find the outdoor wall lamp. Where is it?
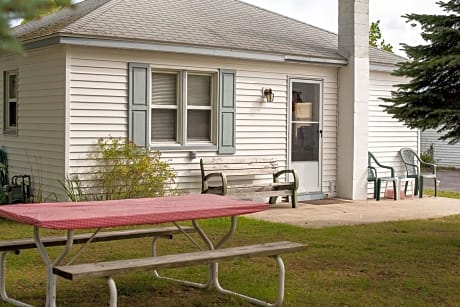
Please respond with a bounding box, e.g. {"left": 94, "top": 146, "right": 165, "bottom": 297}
{"left": 262, "top": 88, "right": 275, "bottom": 102}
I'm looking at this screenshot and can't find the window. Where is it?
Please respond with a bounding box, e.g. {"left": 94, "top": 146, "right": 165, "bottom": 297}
{"left": 151, "top": 70, "right": 215, "bottom": 146}
{"left": 4, "top": 71, "right": 17, "bottom": 132}
{"left": 128, "top": 63, "right": 235, "bottom": 153}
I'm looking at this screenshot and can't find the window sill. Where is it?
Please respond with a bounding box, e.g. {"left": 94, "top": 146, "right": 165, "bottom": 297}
{"left": 3, "top": 129, "right": 17, "bottom": 136}
{"left": 150, "top": 145, "right": 217, "bottom": 151}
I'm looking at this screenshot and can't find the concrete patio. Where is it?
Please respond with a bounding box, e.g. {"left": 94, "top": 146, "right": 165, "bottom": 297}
{"left": 247, "top": 197, "right": 460, "bottom": 228}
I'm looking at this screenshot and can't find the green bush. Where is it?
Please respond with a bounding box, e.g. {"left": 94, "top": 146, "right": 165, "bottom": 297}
{"left": 62, "top": 138, "right": 178, "bottom": 201}
{"left": 420, "top": 143, "right": 435, "bottom": 164}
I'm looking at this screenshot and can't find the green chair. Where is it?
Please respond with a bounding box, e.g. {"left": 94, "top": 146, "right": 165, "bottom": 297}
{"left": 368, "top": 152, "right": 397, "bottom": 200}
{"left": 399, "top": 148, "right": 437, "bottom": 198}
{"left": 0, "top": 148, "right": 7, "bottom": 187}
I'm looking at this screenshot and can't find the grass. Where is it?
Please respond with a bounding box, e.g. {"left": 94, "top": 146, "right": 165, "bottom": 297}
{"left": 425, "top": 189, "right": 460, "bottom": 199}
{"left": 0, "top": 210, "right": 459, "bottom": 307}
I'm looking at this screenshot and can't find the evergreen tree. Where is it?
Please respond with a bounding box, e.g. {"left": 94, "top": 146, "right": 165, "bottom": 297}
{"left": 382, "top": 0, "right": 460, "bottom": 144}
{"left": 0, "top": 0, "right": 71, "bottom": 54}
{"left": 369, "top": 20, "right": 394, "bottom": 52}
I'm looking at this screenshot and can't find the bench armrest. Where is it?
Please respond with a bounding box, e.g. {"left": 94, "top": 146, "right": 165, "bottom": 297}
{"left": 202, "top": 172, "right": 228, "bottom": 194}
{"left": 273, "top": 169, "right": 299, "bottom": 191}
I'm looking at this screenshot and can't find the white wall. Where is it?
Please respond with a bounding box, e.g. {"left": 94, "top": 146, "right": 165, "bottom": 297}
{"left": 368, "top": 70, "right": 418, "bottom": 196}
{"left": 0, "top": 46, "right": 66, "bottom": 201}
{"left": 421, "top": 129, "right": 460, "bottom": 168}
{"left": 0, "top": 44, "right": 416, "bottom": 202}
{"left": 337, "top": 0, "right": 370, "bottom": 200}
{"left": 67, "top": 46, "right": 339, "bottom": 198}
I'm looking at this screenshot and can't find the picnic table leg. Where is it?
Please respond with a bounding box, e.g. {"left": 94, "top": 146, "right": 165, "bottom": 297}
{"left": 193, "top": 217, "right": 237, "bottom": 290}
{"left": 152, "top": 217, "right": 238, "bottom": 290}
{"left": 33, "top": 227, "right": 74, "bottom": 307}
{"left": 151, "top": 222, "right": 214, "bottom": 288}
{"left": 213, "top": 255, "right": 286, "bottom": 307}
{"left": 0, "top": 252, "right": 33, "bottom": 307}
{"left": 107, "top": 277, "right": 117, "bottom": 307}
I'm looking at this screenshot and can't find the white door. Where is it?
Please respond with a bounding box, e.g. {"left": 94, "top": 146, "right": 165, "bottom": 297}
{"left": 289, "top": 79, "right": 322, "bottom": 194}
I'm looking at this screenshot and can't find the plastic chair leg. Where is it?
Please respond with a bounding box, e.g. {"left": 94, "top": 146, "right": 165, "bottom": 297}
{"left": 419, "top": 176, "right": 424, "bottom": 198}
{"left": 434, "top": 178, "right": 438, "bottom": 197}
{"left": 392, "top": 180, "right": 397, "bottom": 200}
{"left": 376, "top": 179, "right": 381, "bottom": 201}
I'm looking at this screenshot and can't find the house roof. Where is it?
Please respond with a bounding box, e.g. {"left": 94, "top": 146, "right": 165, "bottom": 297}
{"left": 13, "top": 0, "right": 405, "bottom": 67}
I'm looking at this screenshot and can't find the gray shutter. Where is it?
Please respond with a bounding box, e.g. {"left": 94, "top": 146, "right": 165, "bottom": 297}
{"left": 218, "top": 69, "right": 236, "bottom": 154}
{"left": 128, "top": 63, "right": 150, "bottom": 147}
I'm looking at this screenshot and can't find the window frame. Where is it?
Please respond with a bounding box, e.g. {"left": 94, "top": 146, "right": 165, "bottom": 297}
{"left": 150, "top": 68, "right": 218, "bottom": 149}
{"left": 3, "top": 70, "right": 18, "bottom": 134}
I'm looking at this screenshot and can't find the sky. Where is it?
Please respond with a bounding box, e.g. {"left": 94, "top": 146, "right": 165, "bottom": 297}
{"left": 240, "top": 0, "right": 444, "bottom": 56}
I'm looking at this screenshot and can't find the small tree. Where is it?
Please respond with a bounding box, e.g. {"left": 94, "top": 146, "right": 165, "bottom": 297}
{"left": 62, "top": 138, "right": 178, "bottom": 201}
{"left": 93, "top": 138, "right": 177, "bottom": 200}
{"left": 369, "top": 20, "right": 394, "bottom": 53}
{"left": 382, "top": 0, "right": 460, "bottom": 144}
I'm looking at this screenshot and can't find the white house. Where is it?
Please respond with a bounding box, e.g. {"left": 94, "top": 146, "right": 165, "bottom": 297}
{"left": 421, "top": 130, "right": 460, "bottom": 168}
{"left": 0, "top": 0, "right": 416, "bottom": 202}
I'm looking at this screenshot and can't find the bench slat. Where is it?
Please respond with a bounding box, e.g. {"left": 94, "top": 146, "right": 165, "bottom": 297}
{"left": 226, "top": 190, "right": 294, "bottom": 198}
{"left": 200, "top": 157, "right": 298, "bottom": 208}
{"left": 53, "top": 241, "right": 306, "bottom": 281}
{"left": 205, "top": 169, "right": 275, "bottom": 176}
{"left": 200, "top": 157, "right": 278, "bottom": 165}
{"left": 0, "top": 226, "right": 195, "bottom": 252}
{"left": 225, "top": 182, "right": 294, "bottom": 190}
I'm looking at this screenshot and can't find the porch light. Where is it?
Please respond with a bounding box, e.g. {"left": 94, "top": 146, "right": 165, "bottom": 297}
{"left": 262, "top": 88, "right": 275, "bottom": 102}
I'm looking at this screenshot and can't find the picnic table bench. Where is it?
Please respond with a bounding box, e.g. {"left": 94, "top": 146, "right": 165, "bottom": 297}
{"left": 0, "top": 194, "right": 287, "bottom": 307}
{"left": 0, "top": 226, "right": 195, "bottom": 306}
{"left": 200, "top": 157, "right": 299, "bottom": 208}
{"left": 54, "top": 241, "right": 307, "bottom": 307}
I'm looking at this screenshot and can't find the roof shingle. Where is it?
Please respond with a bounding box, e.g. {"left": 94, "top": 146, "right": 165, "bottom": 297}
{"left": 12, "top": 0, "right": 405, "bottom": 65}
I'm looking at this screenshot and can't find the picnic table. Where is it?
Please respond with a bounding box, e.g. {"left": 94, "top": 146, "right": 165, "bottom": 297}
{"left": 0, "top": 194, "right": 303, "bottom": 307}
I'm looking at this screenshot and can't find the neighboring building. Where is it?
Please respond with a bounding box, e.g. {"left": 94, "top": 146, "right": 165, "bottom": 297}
{"left": 0, "top": 0, "right": 414, "bottom": 202}
{"left": 421, "top": 130, "right": 460, "bottom": 168}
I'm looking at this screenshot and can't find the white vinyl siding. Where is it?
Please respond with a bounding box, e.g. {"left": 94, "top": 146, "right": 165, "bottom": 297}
{"left": 68, "top": 46, "right": 338, "bottom": 197}
{"left": 421, "top": 129, "right": 460, "bottom": 168}
{"left": 368, "top": 71, "right": 418, "bottom": 196}
{"left": 0, "top": 46, "right": 66, "bottom": 200}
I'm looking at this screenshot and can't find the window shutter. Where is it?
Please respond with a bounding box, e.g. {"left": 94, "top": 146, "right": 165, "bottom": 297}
{"left": 218, "top": 69, "right": 236, "bottom": 154}
{"left": 128, "top": 63, "right": 150, "bottom": 148}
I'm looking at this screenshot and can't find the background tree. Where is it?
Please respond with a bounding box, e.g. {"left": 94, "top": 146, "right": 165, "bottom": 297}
{"left": 369, "top": 20, "right": 394, "bottom": 52}
{"left": 0, "top": 0, "right": 71, "bottom": 54}
{"left": 382, "top": 0, "right": 460, "bottom": 144}
{"left": 22, "top": 0, "right": 71, "bottom": 23}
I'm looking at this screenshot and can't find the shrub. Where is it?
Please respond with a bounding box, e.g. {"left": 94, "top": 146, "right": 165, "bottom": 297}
{"left": 62, "top": 138, "right": 178, "bottom": 201}
{"left": 420, "top": 143, "right": 435, "bottom": 164}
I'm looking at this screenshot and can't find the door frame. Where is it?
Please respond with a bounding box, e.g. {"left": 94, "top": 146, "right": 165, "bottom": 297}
{"left": 287, "top": 77, "right": 324, "bottom": 197}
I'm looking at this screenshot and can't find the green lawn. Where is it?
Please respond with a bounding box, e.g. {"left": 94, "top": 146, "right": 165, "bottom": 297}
{"left": 0, "top": 210, "right": 459, "bottom": 306}
{"left": 425, "top": 189, "right": 460, "bottom": 199}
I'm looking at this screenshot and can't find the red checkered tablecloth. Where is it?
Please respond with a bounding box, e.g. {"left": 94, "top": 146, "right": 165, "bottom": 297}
{"left": 0, "top": 194, "right": 268, "bottom": 230}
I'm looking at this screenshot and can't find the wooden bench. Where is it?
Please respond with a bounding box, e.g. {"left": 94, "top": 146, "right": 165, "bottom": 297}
{"left": 0, "top": 226, "right": 195, "bottom": 306}
{"left": 54, "top": 241, "right": 306, "bottom": 307}
{"left": 200, "top": 158, "right": 299, "bottom": 208}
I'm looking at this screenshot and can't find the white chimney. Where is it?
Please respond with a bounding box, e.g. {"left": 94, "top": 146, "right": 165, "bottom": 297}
{"left": 337, "top": 0, "right": 369, "bottom": 200}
